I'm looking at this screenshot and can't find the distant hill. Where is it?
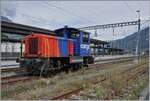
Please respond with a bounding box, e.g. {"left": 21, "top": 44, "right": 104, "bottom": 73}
{"left": 0, "top": 16, "right": 13, "bottom": 22}
{"left": 110, "top": 27, "right": 149, "bottom": 54}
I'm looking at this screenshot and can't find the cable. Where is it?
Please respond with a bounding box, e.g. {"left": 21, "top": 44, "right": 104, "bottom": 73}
{"left": 14, "top": 2, "right": 87, "bottom": 27}
{"left": 13, "top": 8, "right": 56, "bottom": 29}
{"left": 123, "top": 1, "right": 137, "bottom": 18}
{"left": 42, "top": 1, "right": 95, "bottom": 24}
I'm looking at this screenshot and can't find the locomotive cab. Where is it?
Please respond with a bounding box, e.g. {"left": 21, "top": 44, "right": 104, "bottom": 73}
{"left": 55, "top": 26, "right": 94, "bottom": 65}
{"left": 55, "top": 26, "right": 90, "bottom": 56}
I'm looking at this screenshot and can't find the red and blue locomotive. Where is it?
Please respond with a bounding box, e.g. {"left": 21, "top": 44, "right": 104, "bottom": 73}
{"left": 19, "top": 27, "right": 94, "bottom": 73}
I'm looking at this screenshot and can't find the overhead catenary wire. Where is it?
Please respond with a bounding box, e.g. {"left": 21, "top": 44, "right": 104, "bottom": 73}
{"left": 12, "top": 1, "right": 149, "bottom": 39}
{"left": 123, "top": 1, "right": 137, "bottom": 18}
{"left": 42, "top": 1, "right": 95, "bottom": 24}
{"left": 13, "top": 7, "right": 66, "bottom": 29}
{"left": 13, "top": 1, "right": 95, "bottom": 29}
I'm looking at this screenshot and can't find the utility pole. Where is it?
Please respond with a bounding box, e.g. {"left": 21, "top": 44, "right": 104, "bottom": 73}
{"left": 95, "top": 29, "right": 98, "bottom": 37}
{"left": 20, "top": 40, "right": 23, "bottom": 57}
{"left": 112, "top": 27, "right": 115, "bottom": 48}
{"left": 135, "top": 10, "right": 141, "bottom": 63}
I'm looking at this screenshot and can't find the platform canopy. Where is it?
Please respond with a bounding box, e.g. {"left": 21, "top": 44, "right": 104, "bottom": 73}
{"left": 1, "top": 21, "right": 109, "bottom": 45}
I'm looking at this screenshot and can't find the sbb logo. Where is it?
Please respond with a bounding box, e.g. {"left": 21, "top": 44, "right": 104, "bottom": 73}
{"left": 80, "top": 44, "right": 89, "bottom": 50}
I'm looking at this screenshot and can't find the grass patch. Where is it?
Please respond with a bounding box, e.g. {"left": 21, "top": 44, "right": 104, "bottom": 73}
{"left": 80, "top": 58, "right": 148, "bottom": 100}
{"left": 1, "top": 58, "right": 148, "bottom": 100}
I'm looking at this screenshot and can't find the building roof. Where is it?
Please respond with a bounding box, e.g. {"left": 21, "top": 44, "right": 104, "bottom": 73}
{"left": 1, "top": 21, "right": 55, "bottom": 35}
{"left": 90, "top": 38, "right": 109, "bottom": 44}
{"left": 1, "top": 21, "right": 109, "bottom": 44}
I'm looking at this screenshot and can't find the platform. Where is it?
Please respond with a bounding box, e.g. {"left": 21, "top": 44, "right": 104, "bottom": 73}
{"left": 94, "top": 54, "right": 134, "bottom": 61}
{"left": 1, "top": 60, "right": 19, "bottom": 68}
{"left": 1, "top": 54, "right": 134, "bottom": 69}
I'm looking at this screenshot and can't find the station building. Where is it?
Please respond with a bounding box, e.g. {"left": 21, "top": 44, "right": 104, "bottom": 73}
{"left": 1, "top": 21, "right": 124, "bottom": 60}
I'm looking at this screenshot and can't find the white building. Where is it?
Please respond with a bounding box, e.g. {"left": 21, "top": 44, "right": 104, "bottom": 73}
{"left": 1, "top": 42, "right": 24, "bottom": 53}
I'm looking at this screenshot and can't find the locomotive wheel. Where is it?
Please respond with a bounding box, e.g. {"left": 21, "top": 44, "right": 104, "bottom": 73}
{"left": 75, "top": 64, "right": 79, "bottom": 71}
{"left": 42, "top": 71, "right": 49, "bottom": 77}
{"left": 62, "top": 65, "right": 69, "bottom": 73}
{"left": 32, "top": 70, "right": 41, "bottom": 76}
{"left": 26, "top": 67, "right": 36, "bottom": 76}
{"left": 78, "top": 63, "right": 82, "bottom": 70}
{"left": 26, "top": 67, "right": 32, "bottom": 73}
{"left": 84, "top": 58, "right": 89, "bottom": 67}
{"left": 70, "top": 64, "right": 78, "bottom": 72}
{"left": 71, "top": 65, "right": 75, "bottom": 72}
{"left": 65, "top": 68, "right": 69, "bottom": 73}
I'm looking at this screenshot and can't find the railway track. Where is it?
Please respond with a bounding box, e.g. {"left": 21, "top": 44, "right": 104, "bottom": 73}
{"left": 50, "top": 61, "right": 148, "bottom": 100}
{"left": 94, "top": 56, "right": 134, "bottom": 62}
{"left": 103, "top": 63, "right": 147, "bottom": 100}
{"left": 1, "top": 76, "right": 32, "bottom": 85}
{"left": 1, "top": 57, "right": 147, "bottom": 100}
{"left": 1, "top": 67, "right": 26, "bottom": 73}
{"left": 1, "top": 72, "right": 32, "bottom": 85}
{"left": 1, "top": 56, "right": 133, "bottom": 73}
{"left": 88, "top": 57, "right": 134, "bottom": 69}
{"left": 1, "top": 57, "right": 134, "bottom": 86}
{"left": 1, "top": 67, "right": 30, "bottom": 85}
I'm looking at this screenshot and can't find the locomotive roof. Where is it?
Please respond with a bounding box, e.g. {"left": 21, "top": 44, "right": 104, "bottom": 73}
{"left": 54, "top": 27, "right": 90, "bottom": 35}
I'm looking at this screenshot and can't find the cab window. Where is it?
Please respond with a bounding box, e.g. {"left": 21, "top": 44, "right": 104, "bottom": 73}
{"left": 82, "top": 32, "right": 89, "bottom": 44}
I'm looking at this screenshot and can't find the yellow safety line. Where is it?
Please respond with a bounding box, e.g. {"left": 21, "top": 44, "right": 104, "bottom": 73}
{"left": 45, "top": 38, "right": 47, "bottom": 57}
{"left": 47, "top": 38, "right": 49, "bottom": 57}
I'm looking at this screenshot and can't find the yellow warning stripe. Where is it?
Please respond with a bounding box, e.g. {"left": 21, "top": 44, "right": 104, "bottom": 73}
{"left": 45, "top": 39, "right": 47, "bottom": 57}
{"left": 47, "top": 38, "right": 49, "bottom": 57}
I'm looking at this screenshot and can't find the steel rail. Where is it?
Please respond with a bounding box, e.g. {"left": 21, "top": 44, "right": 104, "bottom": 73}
{"left": 50, "top": 61, "right": 148, "bottom": 100}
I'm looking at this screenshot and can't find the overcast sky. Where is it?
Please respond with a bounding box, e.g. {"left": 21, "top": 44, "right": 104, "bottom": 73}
{"left": 1, "top": 0, "right": 149, "bottom": 41}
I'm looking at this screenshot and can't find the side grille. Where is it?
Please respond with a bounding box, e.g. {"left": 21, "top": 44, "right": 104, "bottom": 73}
{"left": 29, "top": 38, "right": 38, "bottom": 54}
